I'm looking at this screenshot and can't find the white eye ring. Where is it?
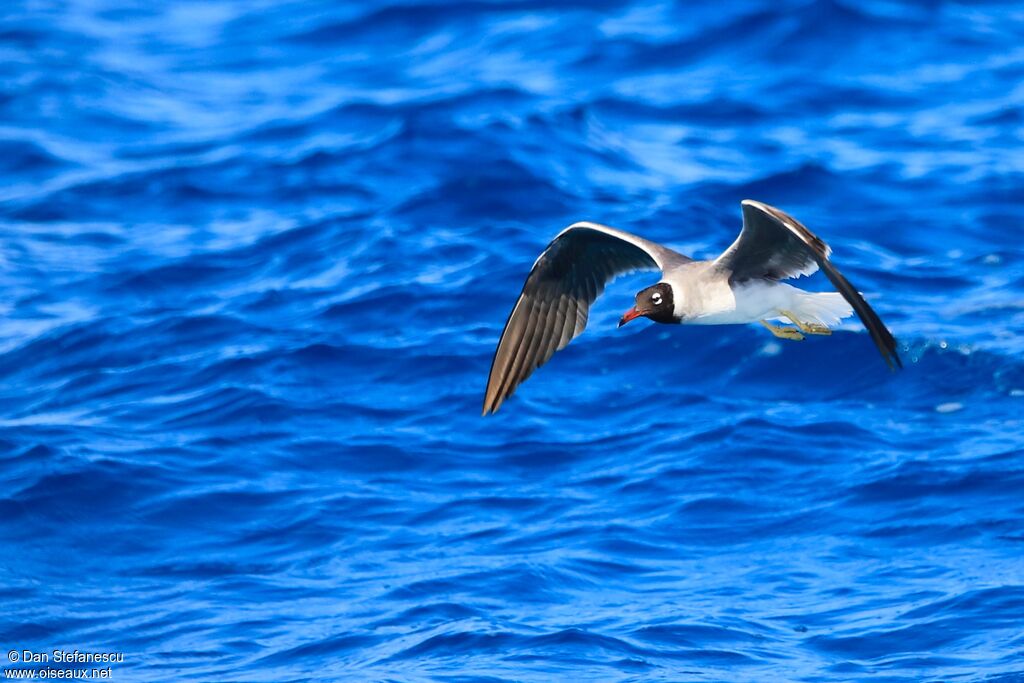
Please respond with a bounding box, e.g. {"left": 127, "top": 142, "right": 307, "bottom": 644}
{"left": 651, "top": 292, "right": 662, "bottom": 305}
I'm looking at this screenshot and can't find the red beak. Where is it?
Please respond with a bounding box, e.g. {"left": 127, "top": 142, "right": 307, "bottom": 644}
{"left": 618, "top": 306, "right": 643, "bottom": 328}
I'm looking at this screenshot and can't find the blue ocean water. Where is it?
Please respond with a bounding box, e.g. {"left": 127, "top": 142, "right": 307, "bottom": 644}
{"left": 1, "top": 0, "right": 1023, "bottom": 680}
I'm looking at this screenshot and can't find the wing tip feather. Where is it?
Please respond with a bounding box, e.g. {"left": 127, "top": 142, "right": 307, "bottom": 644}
{"left": 481, "top": 385, "right": 505, "bottom": 415}
{"left": 884, "top": 337, "right": 903, "bottom": 372}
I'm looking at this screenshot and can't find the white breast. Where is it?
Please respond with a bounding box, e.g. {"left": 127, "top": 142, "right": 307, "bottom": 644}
{"left": 683, "top": 277, "right": 737, "bottom": 324}
{"left": 678, "top": 278, "right": 799, "bottom": 326}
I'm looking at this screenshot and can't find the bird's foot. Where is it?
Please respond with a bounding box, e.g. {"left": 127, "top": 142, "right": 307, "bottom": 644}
{"left": 780, "top": 310, "right": 832, "bottom": 336}
{"left": 759, "top": 320, "right": 804, "bottom": 341}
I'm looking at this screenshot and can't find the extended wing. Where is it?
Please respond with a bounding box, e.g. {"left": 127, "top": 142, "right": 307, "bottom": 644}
{"left": 715, "top": 200, "right": 901, "bottom": 370}
{"left": 483, "top": 222, "right": 689, "bottom": 414}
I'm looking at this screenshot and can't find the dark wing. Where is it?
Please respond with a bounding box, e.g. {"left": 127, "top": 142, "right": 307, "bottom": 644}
{"left": 716, "top": 200, "right": 827, "bottom": 281}
{"left": 716, "top": 200, "right": 902, "bottom": 371}
{"left": 483, "top": 221, "right": 690, "bottom": 415}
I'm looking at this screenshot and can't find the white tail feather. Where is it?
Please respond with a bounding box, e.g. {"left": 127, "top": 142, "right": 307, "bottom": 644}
{"left": 786, "top": 292, "right": 853, "bottom": 328}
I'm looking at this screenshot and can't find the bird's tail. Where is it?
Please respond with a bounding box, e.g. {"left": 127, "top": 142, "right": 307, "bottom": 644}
{"left": 785, "top": 291, "right": 854, "bottom": 328}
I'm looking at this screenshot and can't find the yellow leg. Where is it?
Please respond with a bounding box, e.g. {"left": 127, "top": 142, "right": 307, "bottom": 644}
{"left": 759, "top": 320, "right": 804, "bottom": 341}
{"left": 780, "top": 309, "right": 832, "bottom": 336}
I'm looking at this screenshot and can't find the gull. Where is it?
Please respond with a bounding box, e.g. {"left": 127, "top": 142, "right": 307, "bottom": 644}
{"left": 482, "top": 200, "right": 900, "bottom": 414}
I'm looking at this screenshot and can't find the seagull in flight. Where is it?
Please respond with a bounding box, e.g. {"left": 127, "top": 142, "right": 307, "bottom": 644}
{"left": 483, "top": 200, "right": 900, "bottom": 415}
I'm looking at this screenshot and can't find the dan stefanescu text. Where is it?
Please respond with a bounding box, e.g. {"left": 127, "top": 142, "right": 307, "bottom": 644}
{"left": 14, "top": 650, "right": 123, "bottom": 664}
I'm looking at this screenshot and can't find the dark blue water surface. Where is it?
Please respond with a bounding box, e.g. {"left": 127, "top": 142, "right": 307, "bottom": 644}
{"left": 2, "top": 1, "right": 1024, "bottom": 681}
